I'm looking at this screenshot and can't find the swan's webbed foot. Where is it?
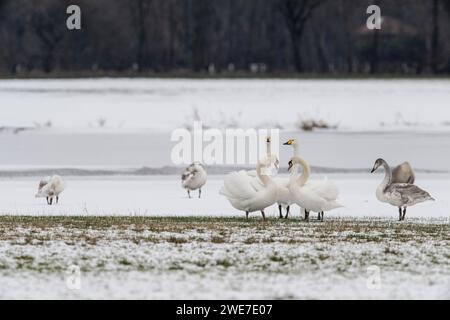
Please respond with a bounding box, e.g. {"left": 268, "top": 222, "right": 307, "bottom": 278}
{"left": 261, "top": 210, "right": 266, "bottom": 221}
{"left": 284, "top": 206, "right": 290, "bottom": 219}
{"left": 278, "top": 205, "right": 283, "bottom": 219}
{"left": 402, "top": 207, "right": 407, "bottom": 221}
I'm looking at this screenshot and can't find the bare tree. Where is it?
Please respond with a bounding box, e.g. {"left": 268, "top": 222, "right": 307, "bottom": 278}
{"left": 30, "top": 1, "right": 67, "bottom": 72}
{"left": 278, "top": 0, "right": 326, "bottom": 72}
{"left": 430, "top": 0, "right": 439, "bottom": 73}
{"left": 134, "top": 0, "right": 151, "bottom": 72}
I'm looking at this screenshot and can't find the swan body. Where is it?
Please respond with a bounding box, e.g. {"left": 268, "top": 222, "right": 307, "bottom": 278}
{"left": 244, "top": 137, "right": 291, "bottom": 218}
{"left": 371, "top": 158, "right": 434, "bottom": 221}
{"left": 288, "top": 156, "right": 343, "bottom": 220}
{"left": 182, "top": 162, "right": 207, "bottom": 198}
{"left": 220, "top": 159, "right": 278, "bottom": 220}
{"left": 35, "top": 175, "right": 66, "bottom": 205}
{"left": 284, "top": 139, "right": 341, "bottom": 220}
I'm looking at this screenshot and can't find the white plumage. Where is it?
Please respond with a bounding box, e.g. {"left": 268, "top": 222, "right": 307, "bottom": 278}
{"left": 35, "top": 175, "right": 66, "bottom": 205}
{"left": 288, "top": 156, "right": 343, "bottom": 221}
{"left": 220, "top": 159, "right": 278, "bottom": 220}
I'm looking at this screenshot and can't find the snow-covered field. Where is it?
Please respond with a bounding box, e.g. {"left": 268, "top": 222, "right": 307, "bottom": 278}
{"left": 0, "top": 216, "right": 449, "bottom": 299}
{"left": 0, "top": 175, "right": 447, "bottom": 218}
{"left": 1, "top": 78, "right": 449, "bottom": 299}
{"left": 1, "top": 78, "right": 450, "bottom": 132}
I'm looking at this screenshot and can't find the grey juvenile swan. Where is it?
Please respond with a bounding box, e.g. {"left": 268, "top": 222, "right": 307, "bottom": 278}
{"left": 181, "top": 162, "right": 207, "bottom": 198}
{"left": 371, "top": 158, "right": 434, "bottom": 221}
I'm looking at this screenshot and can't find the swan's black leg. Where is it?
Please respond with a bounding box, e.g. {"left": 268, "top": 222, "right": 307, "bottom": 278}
{"left": 56, "top": 196, "right": 59, "bottom": 204}
{"left": 317, "top": 212, "right": 321, "bottom": 220}
{"left": 46, "top": 197, "right": 49, "bottom": 205}
{"left": 48, "top": 197, "right": 53, "bottom": 205}
{"left": 198, "top": 188, "right": 201, "bottom": 199}
{"left": 261, "top": 210, "right": 266, "bottom": 221}
{"left": 305, "top": 210, "right": 310, "bottom": 221}
{"left": 187, "top": 190, "right": 191, "bottom": 198}
{"left": 285, "top": 206, "right": 290, "bottom": 219}
{"left": 402, "top": 207, "right": 407, "bottom": 221}
{"left": 398, "top": 207, "right": 402, "bottom": 221}
{"left": 278, "top": 205, "right": 283, "bottom": 218}
{"left": 319, "top": 211, "right": 324, "bottom": 221}
{"left": 246, "top": 211, "right": 249, "bottom": 220}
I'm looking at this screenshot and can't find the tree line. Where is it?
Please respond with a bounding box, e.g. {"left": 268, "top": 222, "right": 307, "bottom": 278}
{"left": 0, "top": 0, "right": 449, "bottom": 76}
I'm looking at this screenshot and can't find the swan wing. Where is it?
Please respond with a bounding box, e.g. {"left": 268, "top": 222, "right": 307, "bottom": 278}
{"left": 306, "top": 179, "right": 339, "bottom": 201}
{"left": 221, "top": 171, "right": 259, "bottom": 201}
{"left": 388, "top": 183, "right": 434, "bottom": 205}
{"left": 290, "top": 184, "right": 327, "bottom": 212}
{"left": 392, "top": 162, "right": 415, "bottom": 184}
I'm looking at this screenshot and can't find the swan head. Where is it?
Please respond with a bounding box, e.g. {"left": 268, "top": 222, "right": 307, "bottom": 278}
{"left": 283, "top": 139, "right": 296, "bottom": 146}
{"left": 371, "top": 158, "right": 386, "bottom": 173}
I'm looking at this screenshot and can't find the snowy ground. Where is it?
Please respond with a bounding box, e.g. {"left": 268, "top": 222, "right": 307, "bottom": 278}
{"left": 0, "top": 174, "right": 447, "bottom": 218}
{"left": 0, "top": 216, "right": 449, "bottom": 299}
{"left": 1, "top": 78, "right": 450, "bottom": 132}
{"left": 1, "top": 78, "right": 449, "bottom": 299}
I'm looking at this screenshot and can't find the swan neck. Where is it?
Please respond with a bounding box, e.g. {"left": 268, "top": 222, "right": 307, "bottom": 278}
{"left": 293, "top": 143, "right": 299, "bottom": 157}
{"left": 266, "top": 140, "right": 272, "bottom": 157}
{"left": 381, "top": 161, "right": 392, "bottom": 186}
{"left": 256, "top": 163, "right": 270, "bottom": 186}
{"left": 295, "top": 157, "right": 310, "bottom": 186}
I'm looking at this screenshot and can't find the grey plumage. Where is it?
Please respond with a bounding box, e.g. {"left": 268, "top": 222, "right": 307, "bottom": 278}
{"left": 385, "top": 183, "right": 434, "bottom": 207}
{"left": 391, "top": 162, "right": 415, "bottom": 184}
{"left": 371, "top": 158, "right": 434, "bottom": 221}
{"left": 181, "top": 162, "right": 207, "bottom": 198}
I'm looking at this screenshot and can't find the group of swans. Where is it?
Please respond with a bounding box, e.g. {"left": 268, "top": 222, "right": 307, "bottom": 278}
{"left": 220, "top": 138, "right": 343, "bottom": 221}
{"left": 183, "top": 136, "right": 434, "bottom": 222}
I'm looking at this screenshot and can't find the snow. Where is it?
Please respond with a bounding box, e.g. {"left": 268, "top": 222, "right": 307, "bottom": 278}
{"left": 1, "top": 78, "right": 449, "bottom": 299}
{"left": 0, "top": 174, "right": 447, "bottom": 218}
{"left": 1, "top": 78, "right": 450, "bottom": 132}
{"left": 1, "top": 131, "right": 450, "bottom": 171}
{"left": 0, "top": 217, "right": 448, "bottom": 299}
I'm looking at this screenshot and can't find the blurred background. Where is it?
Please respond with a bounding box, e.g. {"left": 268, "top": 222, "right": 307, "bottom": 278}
{"left": 1, "top": 0, "right": 449, "bottom": 77}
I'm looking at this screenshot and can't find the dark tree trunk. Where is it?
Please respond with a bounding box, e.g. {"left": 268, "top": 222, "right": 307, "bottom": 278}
{"left": 136, "top": 0, "right": 149, "bottom": 72}
{"left": 431, "top": 0, "right": 439, "bottom": 73}
{"left": 278, "top": 0, "right": 326, "bottom": 73}
{"left": 370, "top": 29, "right": 379, "bottom": 74}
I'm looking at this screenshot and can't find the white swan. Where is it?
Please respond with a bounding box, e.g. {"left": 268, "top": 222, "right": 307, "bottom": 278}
{"left": 220, "top": 158, "right": 278, "bottom": 220}
{"left": 181, "top": 162, "right": 207, "bottom": 198}
{"left": 35, "top": 175, "right": 66, "bottom": 205}
{"left": 246, "top": 137, "right": 292, "bottom": 218}
{"left": 288, "top": 156, "right": 343, "bottom": 221}
{"left": 284, "top": 139, "right": 341, "bottom": 220}
{"left": 371, "top": 158, "right": 434, "bottom": 221}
